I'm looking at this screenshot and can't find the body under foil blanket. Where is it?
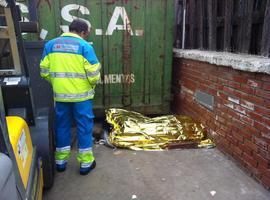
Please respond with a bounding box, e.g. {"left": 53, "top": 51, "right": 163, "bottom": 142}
{"left": 105, "top": 109, "right": 215, "bottom": 151}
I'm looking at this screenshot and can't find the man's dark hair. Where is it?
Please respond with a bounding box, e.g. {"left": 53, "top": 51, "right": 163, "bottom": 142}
{"left": 69, "top": 19, "right": 89, "bottom": 33}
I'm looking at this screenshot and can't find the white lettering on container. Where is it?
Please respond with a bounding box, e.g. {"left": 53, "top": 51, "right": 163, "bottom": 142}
{"left": 97, "top": 73, "right": 135, "bottom": 84}
{"left": 105, "top": 6, "right": 134, "bottom": 36}
{"left": 61, "top": 4, "right": 91, "bottom": 33}
{"left": 38, "top": 3, "right": 143, "bottom": 37}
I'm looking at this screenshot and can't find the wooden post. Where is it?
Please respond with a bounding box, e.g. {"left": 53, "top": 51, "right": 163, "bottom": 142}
{"left": 261, "top": 0, "right": 270, "bottom": 57}
{"left": 224, "top": 0, "right": 233, "bottom": 52}
{"left": 197, "top": 0, "right": 204, "bottom": 49}
{"left": 243, "top": 0, "right": 254, "bottom": 53}
{"left": 237, "top": 0, "right": 255, "bottom": 53}
{"left": 207, "top": 0, "right": 217, "bottom": 50}
{"left": 188, "top": 0, "right": 195, "bottom": 48}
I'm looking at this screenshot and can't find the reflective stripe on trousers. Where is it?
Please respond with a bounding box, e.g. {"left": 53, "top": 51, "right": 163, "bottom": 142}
{"left": 55, "top": 159, "right": 67, "bottom": 165}
{"left": 80, "top": 161, "right": 94, "bottom": 168}
{"left": 55, "top": 145, "right": 71, "bottom": 165}
{"left": 77, "top": 148, "right": 95, "bottom": 165}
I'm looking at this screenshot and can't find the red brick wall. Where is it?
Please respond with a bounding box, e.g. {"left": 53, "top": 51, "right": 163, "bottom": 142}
{"left": 173, "top": 58, "right": 270, "bottom": 189}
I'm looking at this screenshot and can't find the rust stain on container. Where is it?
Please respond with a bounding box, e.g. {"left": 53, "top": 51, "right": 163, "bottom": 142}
{"left": 106, "top": 0, "right": 117, "bottom": 5}
{"left": 134, "top": 5, "right": 140, "bottom": 10}
{"left": 122, "top": 17, "right": 132, "bottom": 107}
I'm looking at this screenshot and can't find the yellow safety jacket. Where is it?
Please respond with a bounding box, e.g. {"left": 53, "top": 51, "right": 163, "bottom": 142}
{"left": 40, "top": 32, "right": 101, "bottom": 102}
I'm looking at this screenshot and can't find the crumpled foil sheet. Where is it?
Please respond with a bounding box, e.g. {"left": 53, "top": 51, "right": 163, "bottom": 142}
{"left": 106, "top": 108, "right": 215, "bottom": 151}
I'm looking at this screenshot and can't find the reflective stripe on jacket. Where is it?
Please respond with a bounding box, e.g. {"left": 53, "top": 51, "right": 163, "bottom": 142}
{"left": 40, "top": 32, "right": 101, "bottom": 102}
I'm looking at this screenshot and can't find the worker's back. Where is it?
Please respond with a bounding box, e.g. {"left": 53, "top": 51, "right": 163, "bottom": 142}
{"left": 40, "top": 32, "right": 100, "bottom": 102}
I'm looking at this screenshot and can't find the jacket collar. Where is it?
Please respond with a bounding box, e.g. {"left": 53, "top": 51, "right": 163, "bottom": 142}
{"left": 61, "top": 32, "right": 83, "bottom": 39}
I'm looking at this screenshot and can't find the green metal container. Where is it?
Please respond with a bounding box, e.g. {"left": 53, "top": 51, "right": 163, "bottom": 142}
{"left": 18, "top": 0, "right": 174, "bottom": 115}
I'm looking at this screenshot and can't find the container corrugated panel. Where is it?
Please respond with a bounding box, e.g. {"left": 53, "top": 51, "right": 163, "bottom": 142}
{"left": 18, "top": 0, "right": 174, "bottom": 116}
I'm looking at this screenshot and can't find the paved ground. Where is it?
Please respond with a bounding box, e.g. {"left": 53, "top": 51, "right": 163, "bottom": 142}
{"left": 43, "top": 145, "right": 270, "bottom": 200}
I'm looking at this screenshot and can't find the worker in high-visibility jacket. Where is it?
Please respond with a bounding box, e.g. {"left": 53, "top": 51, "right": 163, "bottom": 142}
{"left": 40, "top": 19, "right": 101, "bottom": 175}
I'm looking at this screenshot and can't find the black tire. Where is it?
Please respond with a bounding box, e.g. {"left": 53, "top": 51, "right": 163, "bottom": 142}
{"left": 30, "top": 105, "right": 55, "bottom": 189}
{"left": 42, "top": 104, "right": 55, "bottom": 189}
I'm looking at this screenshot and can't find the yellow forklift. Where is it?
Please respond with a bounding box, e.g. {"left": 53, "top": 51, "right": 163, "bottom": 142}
{"left": 0, "top": 0, "right": 54, "bottom": 199}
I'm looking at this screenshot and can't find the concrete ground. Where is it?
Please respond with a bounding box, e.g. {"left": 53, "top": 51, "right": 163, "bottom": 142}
{"left": 43, "top": 145, "right": 270, "bottom": 200}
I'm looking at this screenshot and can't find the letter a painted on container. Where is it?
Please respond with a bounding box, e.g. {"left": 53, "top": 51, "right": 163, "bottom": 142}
{"left": 105, "top": 6, "right": 133, "bottom": 35}
{"left": 60, "top": 4, "right": 91, "bottom": 33}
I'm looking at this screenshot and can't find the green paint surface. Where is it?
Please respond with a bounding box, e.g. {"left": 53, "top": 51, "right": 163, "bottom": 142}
{"left": 23, "top": 0, "right": 174, "bottom": 115}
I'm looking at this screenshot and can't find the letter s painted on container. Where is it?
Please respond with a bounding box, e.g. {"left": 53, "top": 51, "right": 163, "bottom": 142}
{"left": 60, "top": 4, "right": 91, "bottom": 33}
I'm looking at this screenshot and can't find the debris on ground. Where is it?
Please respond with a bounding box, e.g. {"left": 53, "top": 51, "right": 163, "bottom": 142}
{"left": 210, "top": 191, "right": 216, "bottom": 196}
{"left": 105, "top": 108, "right": 215, "bottom": 150}
{"left": 113, "top": 150, "right": 122, "bottom": 155}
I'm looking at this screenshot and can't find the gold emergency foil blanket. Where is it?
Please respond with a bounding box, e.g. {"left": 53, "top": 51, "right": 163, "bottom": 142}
{"left": 106, "top": 109, "right": 215, "bottom": 150}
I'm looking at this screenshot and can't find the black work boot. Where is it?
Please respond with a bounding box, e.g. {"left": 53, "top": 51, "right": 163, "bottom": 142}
{"left": 80, "top": 160, "right": 96, "bottom": 175}
{"left": 56, "top": 163, "right": 67, "bottom": 172}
